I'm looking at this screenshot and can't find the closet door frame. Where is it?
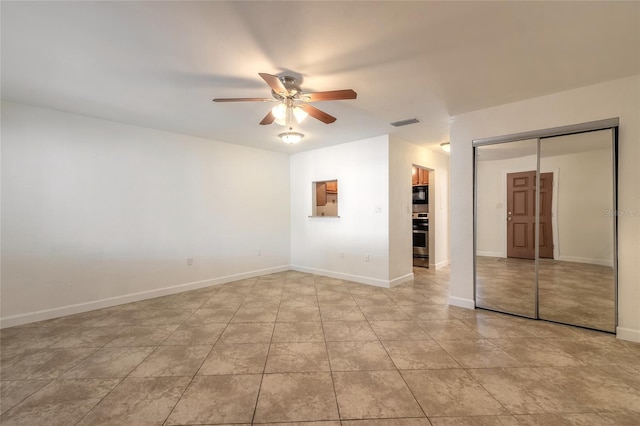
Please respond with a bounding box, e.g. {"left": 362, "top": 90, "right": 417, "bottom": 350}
{"left": 472, "top": 117, "right": 619, "bottom": 330}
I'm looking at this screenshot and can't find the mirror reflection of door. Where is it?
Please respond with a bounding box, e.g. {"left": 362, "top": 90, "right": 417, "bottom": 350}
{"left": 506, "top": 171, "right": 553, "bottom": 259}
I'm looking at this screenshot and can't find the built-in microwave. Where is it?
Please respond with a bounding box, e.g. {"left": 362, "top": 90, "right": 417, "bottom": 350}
{"left": 412, "top": 185, "right": 428, "bottom": 204}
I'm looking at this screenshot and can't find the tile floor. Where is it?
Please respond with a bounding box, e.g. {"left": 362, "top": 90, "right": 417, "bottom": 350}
{"left": 476, "top": 257, "right": 616, "bottom": 332}
{"left": 1, "top": 267, "right": 640, "bottom": 425}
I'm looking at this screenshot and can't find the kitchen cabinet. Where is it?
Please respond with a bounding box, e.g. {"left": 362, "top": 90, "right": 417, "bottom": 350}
{"left": 326, "top": 180, "right": 338, "bottom": 193}
{"left": 418, "top": 168, "right": 429, "bottom": 185}
{"left": 412, "top": 166, "right": 429, "bottom": 185}
{"left": 316, "top": 182, "right": 327, "bottom": 206}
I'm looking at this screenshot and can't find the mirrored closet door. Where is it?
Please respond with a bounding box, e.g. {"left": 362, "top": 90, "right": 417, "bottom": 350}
{"left": 474, "top": 120, "right": 618, "bottom": 332}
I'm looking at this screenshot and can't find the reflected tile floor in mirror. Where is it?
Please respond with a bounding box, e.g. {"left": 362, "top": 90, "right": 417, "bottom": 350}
{"left": 476, "top": 256, "right": 615, "bottom": 332}
{"left": 2, "top": 268, "right": 639, "bottom": 425}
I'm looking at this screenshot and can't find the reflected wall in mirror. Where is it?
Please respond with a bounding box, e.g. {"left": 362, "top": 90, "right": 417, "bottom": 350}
{"left": 312, "top": 180, "right": 338, "bottom": 217}
{"left": 538, "top": 129, "right": 616, "bottom": 332}
{"left": 475, "top": 139, "right": 538, "bottom": 318}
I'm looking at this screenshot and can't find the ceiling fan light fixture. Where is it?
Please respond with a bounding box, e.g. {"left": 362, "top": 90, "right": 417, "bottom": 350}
{"left": 293, "top": 106, "right": 308, "bottom": 123}
{"left": 279, "top": 131, "right": 304, "bottom": 144}
{"left": 272, "top": 103, "right": 287, "bottom": 120}
{"left": 441, "top": 142, "right": 451, "bottom": 152}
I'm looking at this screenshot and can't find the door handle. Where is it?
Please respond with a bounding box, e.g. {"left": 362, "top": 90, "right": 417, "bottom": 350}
{"left": 507, "top": 217, "right": 512, "bottom": 221}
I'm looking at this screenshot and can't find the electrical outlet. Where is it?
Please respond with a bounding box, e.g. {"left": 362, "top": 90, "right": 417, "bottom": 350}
{"left": 365, "top": 254, "right": 370, "bottom": 262}
{"left": 187, "top": 258, "right": 194, "bottom": 266}
{"left": 257, "top": 249, "right": 262, "bottom": 256}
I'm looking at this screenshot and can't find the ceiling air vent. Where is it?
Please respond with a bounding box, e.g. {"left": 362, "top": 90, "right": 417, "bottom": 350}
{"left": 390, "top": 118, "right": 420, "bottom": 127}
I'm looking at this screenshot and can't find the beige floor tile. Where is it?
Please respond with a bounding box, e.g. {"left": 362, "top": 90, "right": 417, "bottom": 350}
{"left": 488, "top": 338, "right": 582, "bottom": 367}
{"left": 402, "top": 369, "right": 507, "bottom": 417}
{"left": 326, "top": 341, "right": 395, "bottom": 371}
{"left": 341, "top": 420, "right": 432, "bottom": 426}
{"left": 161, "top": 322, "right": 226, "bottom": 345}
{"left": 532, "top": 366, "right": 640, "bottom": 413}
{"left": 133, "top": 309, "right": 194, "bottom": 326}
{"left": 255, "top": 422, "right": 339, "bottom": 426}
{"left": 232, "top": 305, "right": 279, "bottom": 323}
{"left": 370, "top": 321, "right": 431, "bottom": 340}
{"left": 319, "top": 306, "right": 366, "bottom": 321}
{"left": 272, "top": 322, "right": 324, "bottom": 342}
{"left": 467, "top": 367, "right": 585, "bottom": 414}
{"left": 352, "top": 294, "right": 396, "bottom": 306}
{"left": 61, "top": 347, "right": 154, "bottom": 378}
{"left": 47, "top": 327, "right": 123, "bottom": 348}
{"left": 323, "top": 321, "right": 378, "bottom": 342}
{"left": 382, "top": 340, "right": 459, "bottom": 369}
{"left": 104, "top": 325, "right": 178, "bottom": 347}
{"left": 429, "top": 416, "right": 519, "bottom": 426}
{"left": 437, "top": 339, "right": 522, "bottom": 368}
{"left": 596, "top": 412, "right": 640, "bottom": 425}
{"left": 400, "top": 305, "right": 455, "bottom": 321}
{"left": 266, "top": 342, "right": 330, "bottom": 373}
{"left": 360, "top": 305, "right": 411, "bottom": 321}
{"left": 333, "top": 370, "right": 424, "bottom": 419}
{"left": 0, "top": 380, "right": 51, "bottom": 414}
{"left": 78, "top": 376, "right": 190, "bottom": 425}
{"left": 513, "top": 413, "right": 619, "bottom": 425}
{"left": 198, "top": 342, "right": 269, "bottom": 375}
{"left": 184, "top": 308, "right": 237, "bottom": 324}
{"left": 129, "top": 345, "right": 211, "bottom": 377}
{"left": 219, "top": 322, "right": 274, "bottom": 343}
{"left": 254, "top": 372, "right": 339, "bottom": 423}
{"left": 167, "top": 374, "right": 262, "bottom": 424}
{"left": 1, "top": 348, "right": 97, "bottom": 380}
{"left": 280, "top": 295, "right": 319, "bottom": 308}
{"left": 0, "top": 326, "right": 70, "bottom": 349}
{"left": 1, "top": 379, "right": 119, "bottom": 426}
{"left": 416, "top": 320, "right": 484, "bottom": 342}
{"left": 277, "top": 306, "right": 321, "bottom": 322}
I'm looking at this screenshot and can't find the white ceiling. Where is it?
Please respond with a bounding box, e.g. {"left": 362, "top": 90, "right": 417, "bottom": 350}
{"left": 2, "top": 1, "right": 638, "bottom": 154}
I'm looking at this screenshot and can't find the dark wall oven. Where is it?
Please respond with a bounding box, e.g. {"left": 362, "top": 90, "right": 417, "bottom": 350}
{"left": 412, "top": 185, "right": 429, "bottom": 204}
{"left": 412, "top": 213, "right": 429, "bottom": 268}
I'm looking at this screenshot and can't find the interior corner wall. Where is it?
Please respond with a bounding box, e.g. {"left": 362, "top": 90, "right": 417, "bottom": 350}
{"left": 389, "top": 137, "right": 450, "bottom": 273}
{"left": 289, "top": 135, "right": 391, "bottom": 287}
{"left": 1, "top": 101, "right": 291, "bottom": 327}
{"left": 450, "top": 75, "right": 640, "bottom": 342}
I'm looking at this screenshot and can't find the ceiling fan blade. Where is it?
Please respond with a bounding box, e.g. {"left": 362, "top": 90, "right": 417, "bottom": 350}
{"left": 303, "top": 89, "right": 357, "bottom": 102}
{"left": 303, "top": 104, "right": 337, "bottom": 124}
{"left": 259, "top": 111, "right": 275, "bottom": 125}
{"left": 259, "top": 73, "right": 289, "bottom": 97}
{"left": 212, "top": 97, "right": 273, "bottom": 102}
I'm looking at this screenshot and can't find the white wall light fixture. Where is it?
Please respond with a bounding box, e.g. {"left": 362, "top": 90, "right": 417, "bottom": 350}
{"left": 440, "top": 142, "right": 451, "bottom": 152}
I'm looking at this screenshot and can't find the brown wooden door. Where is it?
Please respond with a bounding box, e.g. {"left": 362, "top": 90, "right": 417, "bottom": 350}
{"left": 507, "top": 171, "right": 554, "bottom": 259}
{"left": 507, "top": 171, "right": 536, "bottom": 259}
{"left": 538, "top": 173, "right": 554, "bottom": 258}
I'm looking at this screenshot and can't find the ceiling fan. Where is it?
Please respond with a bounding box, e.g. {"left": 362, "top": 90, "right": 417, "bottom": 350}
{"left": 213, "top": 73, "right": 357, "bottom": 126}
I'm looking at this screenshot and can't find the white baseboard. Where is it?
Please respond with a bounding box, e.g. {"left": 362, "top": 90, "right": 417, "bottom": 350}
{"left": 389, "top": 273, "right": 414, "bottom": 288}
{"left": 616, "top": 326, "right": 640, "bottom": 343}
{"left": 434, "top": 259, "right": 450, "bottom": 269}
{"left": 449, "top": 296, "right": 476, "bottom": 310}
{"left": 0, "top": 265, "right": 290, "bottom": 329}
{"left": 290, "top": 265, "right": 393, "bottom": 288}
{"left": 555, "top": 255, "right": 613, "bottom": 267}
